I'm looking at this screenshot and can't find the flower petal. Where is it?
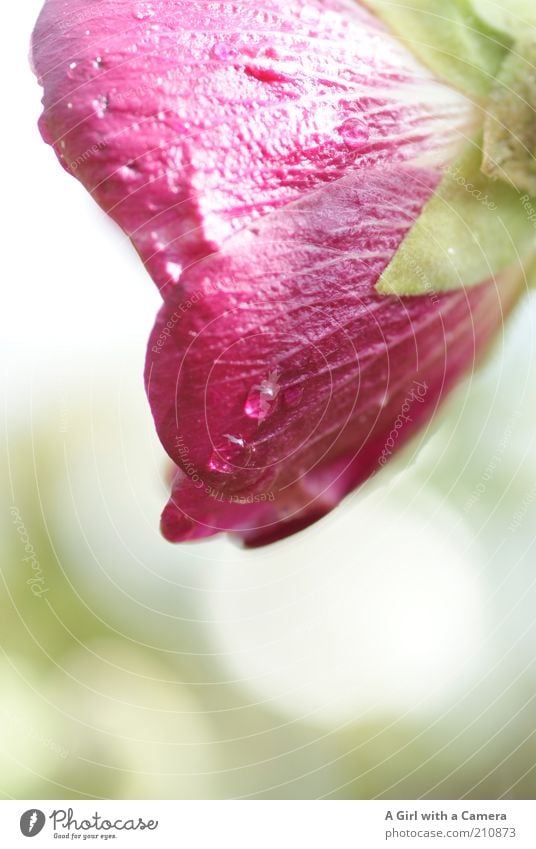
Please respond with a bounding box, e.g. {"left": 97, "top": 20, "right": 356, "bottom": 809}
{"left": 32, "top": 0, "right": 474, "bottom": 294}
{"left": 377, "top": 142, "right": 536, "bottom": 295}
{"left": 33, "top": 0, "right": 515, "bottom": 547}
{"left": 146, "top": 169, "right": 523, "bottom": 545}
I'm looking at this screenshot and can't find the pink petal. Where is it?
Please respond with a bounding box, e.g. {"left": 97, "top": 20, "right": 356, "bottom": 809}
{"left": 32, "top": 0, "right": 513, "bottom": 547}
{"left": 146, "top": 170, "right": 521, "bottom": 545}
{"left": 32, "top": 0, "right": 474, "bottom": 294}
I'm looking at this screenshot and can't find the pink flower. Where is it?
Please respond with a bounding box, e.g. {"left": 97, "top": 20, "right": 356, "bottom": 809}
{"left": 32, "top": 0, "right": 526, "bottom": 546}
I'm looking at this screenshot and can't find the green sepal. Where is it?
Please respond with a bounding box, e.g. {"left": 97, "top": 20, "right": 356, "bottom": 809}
{"left": 526, "top": 253, "right": 536, "bottom": 290}
{"left": 470, "top": 1, "right": 536, "bottom": 40}
{"left": 482, "top": 39, "right": 536, "bottom": 195}
{"left": 376, "top": 142, "right": 536, "bottom": 295}
{"left": 361, "top": 0, "right": 509, "bottom": 99}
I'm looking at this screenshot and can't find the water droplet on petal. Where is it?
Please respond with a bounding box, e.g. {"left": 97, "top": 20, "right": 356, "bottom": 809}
{"left": 68, "top": 58, "right": 100, "bottom": 82}
{"left": 244, "top": 391, "right": 265, "bottom": 421}
{"left": 208, "top": 453, "right": 234, "bottom": 475}
{"left": 92, "top": 94, "right": 108, "bottom": 119}
{"left": 244, "top": 372, "right": 281, "bottom": 422}
{"left": 166, "top": 261, "right": 182, "bottom": 284}
{"left": 224, "top": 434, "right": 246, "bottom": 448}
{"left": 211, "top": 42, "right": 239, "bottom": 61}
{"left": 339, "top": 117, "right": 369, "bottom": 150}
{"left": 118, "top": 164, "right": 138, "bottom": 181}
{"left": 133, "top": 3, "right": 155, "bottom": 20}
{"left": 208, "top": 434, "right": 253, "bottom": 474}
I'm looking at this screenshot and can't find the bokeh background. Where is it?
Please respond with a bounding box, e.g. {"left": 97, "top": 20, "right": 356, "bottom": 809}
{"left": 2, "top": 1, "right": 536, "bottom": 800}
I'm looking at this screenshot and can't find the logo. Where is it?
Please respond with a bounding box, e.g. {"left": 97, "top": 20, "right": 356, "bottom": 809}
{"left": 20, "top": 810, "right": 46, "bottom": 837}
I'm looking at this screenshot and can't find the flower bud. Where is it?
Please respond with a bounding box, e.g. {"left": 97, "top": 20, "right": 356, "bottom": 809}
{"left": 32, "top": 0, "right": 535, "bottom": 545}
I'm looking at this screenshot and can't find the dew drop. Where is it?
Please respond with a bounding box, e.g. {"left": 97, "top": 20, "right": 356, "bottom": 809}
{"left": 244, "top": 391, "right": 265, "bottom": 421}
{"left": 150, "top": 230, "right": 166, "bottom": 251}
{"left": 92, "top": 94, "right": 109, "bottom": 119}
{"left": 133, "top": 3, "right": 155, "bottom": 20}
{"left": 118, "top": 164, "right": 138, "bottom": 181}
{"left": 224, "top": 434, "right": 246, "bottom": 448}
{"left": 244, "top": 374, "right": 280, "bottom": 422}
{"left": 67, "top": 57, "right": 103, "bottom": 82}
{"left": 211, "top": 42, "right": 239, "bottom": 61}
{"left": 208, "top": 434, "right": 253, "bottom": 474}
{"left": 166, "top": 261, "right": 182, "bottom": 284}
{"left": 208, "top": 453, "right": 234, "bottom": 475}
{"left": 339, "top": 117, "right": 369, "bottom": 150}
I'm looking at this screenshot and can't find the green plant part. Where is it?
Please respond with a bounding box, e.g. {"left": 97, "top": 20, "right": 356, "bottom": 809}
{"left": 482, "top": 39, "right": 536, "bottom": 196}
{"left": 377, "top": 143, "right": 536, "bottom": 294}
{"left": 362, "top": 0, "right": 509, "bottom": 99}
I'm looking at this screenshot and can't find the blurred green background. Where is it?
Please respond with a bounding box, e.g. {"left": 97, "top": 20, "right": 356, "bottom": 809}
{"left": 2, "top": 0, "right": 536, "bottom": 801}
{"left": 2, "top": 289, "right": 536, "bottom": 799}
